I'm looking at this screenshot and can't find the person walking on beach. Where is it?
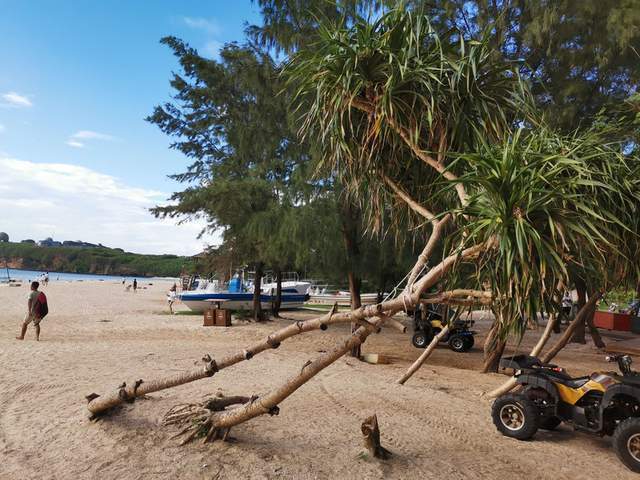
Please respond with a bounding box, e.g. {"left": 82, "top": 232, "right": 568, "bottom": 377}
{"left": 133, "top": 278, "right": 138, "bottom": 293}
{"left": 16, "top": 281, "right": 48, "bottom": 341}
{"left": 167, "top": 282, "right": 177, "bottom": 314}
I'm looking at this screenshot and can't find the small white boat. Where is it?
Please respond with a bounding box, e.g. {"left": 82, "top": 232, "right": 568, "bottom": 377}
{"left": 306, "top": 284, "right": 379, "bottom": 306}
{"left": 178, "top": 274, "right": 310, "bottom": 312}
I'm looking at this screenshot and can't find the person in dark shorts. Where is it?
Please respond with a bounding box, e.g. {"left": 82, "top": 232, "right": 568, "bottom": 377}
{"left": 16, "top": 281, "right": 44, "bottom": 341}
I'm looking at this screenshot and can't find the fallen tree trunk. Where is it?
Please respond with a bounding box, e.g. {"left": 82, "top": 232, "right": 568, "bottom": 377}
{"left": 169, "top": 311, "right": 396, "bottom": 443}
{"left": 396, "top": 324, "right": 449, "bottom": 385}
{"left": 87, "top": 305, "right": 339, "bottom": 415}
{"left": 86, "top": 241, "right": 486, "bottom": 417}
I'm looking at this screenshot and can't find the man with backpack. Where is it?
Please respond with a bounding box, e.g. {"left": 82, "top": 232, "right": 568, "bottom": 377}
{"left": 16, "top": 281, "right": 48, "bottom": 341}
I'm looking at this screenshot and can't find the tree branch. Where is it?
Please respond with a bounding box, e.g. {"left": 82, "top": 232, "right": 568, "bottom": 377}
{"left": 350, "top": 97, "right": 468, "bottom": 207}
{"left": 381, "top": 173, "right": 436, "bottom": 221}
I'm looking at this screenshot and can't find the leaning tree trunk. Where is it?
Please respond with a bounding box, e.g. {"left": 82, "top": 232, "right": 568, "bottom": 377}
{"left": 482, "top": 319, "right": 506, "bottom": 373}
{"left": 252, "top": 262, "right": 265, "bottom": 322}
{"left": 542, "top": 292, "right": 602, "bottom": 364}
{"left": 586, "top": 298, "right": 605, "bottom": 348}
{"left": 482, "top": 339, "right": 506, "bottom": 373}
{"left": 272, "top": 268, "right": 283, "bottom": 318}
{"left": 348, "top": 270, "right": 363, "bottom": 358}
{"left": 485, "top": 313, "right": 558, "bottom": 398}
{"left": 570, "top": 278, "right": 588, "bottom": 344}
{"left": 341, "top": 199, "right": 363, "bottom": 359}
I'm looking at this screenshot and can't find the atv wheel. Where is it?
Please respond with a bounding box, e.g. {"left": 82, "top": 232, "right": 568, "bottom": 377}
{"left": 492, "top": 394, "right": 539, "bottom": 440}
{"left": 412, "top": 331, "right": 429, "bottom": 349}
{"left": 613, "top": 417, "right": 640, "bottom": 472}
{"left": 523, "top": 387, "right": 559, "bottom": 430}
{"left": 539, "top": 416, "right": 562, "bottom": 431}
{"left": 448, "top": 335, "right": 467, "bottom": 352}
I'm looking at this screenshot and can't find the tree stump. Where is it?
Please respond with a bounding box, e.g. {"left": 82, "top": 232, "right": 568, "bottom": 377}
{"left": 361, "top": 414, "right": 391, "bottom": 459}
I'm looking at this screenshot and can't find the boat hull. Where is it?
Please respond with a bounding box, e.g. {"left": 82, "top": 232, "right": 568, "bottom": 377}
{"left": 178, "top": 292, "right": 308, "bottom": 312}
{"left": 307, "top": 293, "right": 379, "bottom": 306}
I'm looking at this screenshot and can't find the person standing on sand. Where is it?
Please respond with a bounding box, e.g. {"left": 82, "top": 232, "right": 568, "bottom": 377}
{"left": 167, "top": 283, "right": 177, "bottom": 314}
{"left": 133, "top": 278, "right": 137, "bottom": 292}
{"left": 16, "top": 281, "right": 46, "bottom": 341}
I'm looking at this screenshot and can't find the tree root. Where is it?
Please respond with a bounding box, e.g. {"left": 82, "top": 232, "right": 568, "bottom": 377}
{"left": 162, "top": 394, "right": 252, "bottom": 445}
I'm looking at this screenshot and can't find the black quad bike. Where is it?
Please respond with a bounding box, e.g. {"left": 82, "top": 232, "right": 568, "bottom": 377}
{"left": 411, "top": 304, "right": 476, "bottom": 352}
{"left": 492, "top": 354, "right": 640, "bottom": 472}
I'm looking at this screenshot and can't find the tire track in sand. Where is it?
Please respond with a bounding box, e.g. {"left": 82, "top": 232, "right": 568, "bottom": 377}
{"left": 316, "top": 369, "right": 477, "bottom": 480}
{"left": 318, "top": 367, "right": 539, "bottom": 479}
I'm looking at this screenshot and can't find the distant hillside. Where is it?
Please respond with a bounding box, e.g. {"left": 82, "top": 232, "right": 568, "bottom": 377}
{"left": 0, "top": 242, "right": 195, "bottom": 277}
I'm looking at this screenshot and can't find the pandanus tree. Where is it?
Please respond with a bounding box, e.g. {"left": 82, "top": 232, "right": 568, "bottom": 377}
{"left": 286, "top": 8, "right": 638, "bottom": 370}
{"left": 86, "top": 8, "right": 639, "bottom": 443}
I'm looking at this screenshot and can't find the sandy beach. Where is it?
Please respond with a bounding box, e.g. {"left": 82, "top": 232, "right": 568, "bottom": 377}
{"left": 0, "top": 281, "right": 636, "bottom": 480}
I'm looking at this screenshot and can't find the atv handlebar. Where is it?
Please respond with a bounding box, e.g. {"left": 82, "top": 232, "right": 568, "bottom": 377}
{"left": 606, "top": 354, "right": 634, "bottom": 376}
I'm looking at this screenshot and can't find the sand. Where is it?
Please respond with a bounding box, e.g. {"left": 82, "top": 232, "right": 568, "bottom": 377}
{"left": 0, "top": 281, "right": 637, "bottom": 479}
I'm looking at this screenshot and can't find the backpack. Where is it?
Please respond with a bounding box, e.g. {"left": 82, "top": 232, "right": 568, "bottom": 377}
{"left": 34, "top": 292, "right": 48, "bottom": 319}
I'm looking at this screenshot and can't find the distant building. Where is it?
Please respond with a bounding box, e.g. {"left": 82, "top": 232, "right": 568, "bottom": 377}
{"left": 38, "top": 237, "right": 62, "bottom": 247}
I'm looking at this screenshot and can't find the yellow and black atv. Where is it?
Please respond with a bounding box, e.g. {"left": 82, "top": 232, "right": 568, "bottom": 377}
{"left": 492, "top": 354, "right": 640, "bottom": 472}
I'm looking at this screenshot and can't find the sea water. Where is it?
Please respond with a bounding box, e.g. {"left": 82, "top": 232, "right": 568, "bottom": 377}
{"left": 4, "top": 268, "right": 176, "bottom": 283}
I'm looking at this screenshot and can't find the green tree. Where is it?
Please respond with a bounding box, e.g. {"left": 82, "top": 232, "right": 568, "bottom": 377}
{"left": 420, "top": 0, "right": 640, "bottom": 132}
{"left": 148, "top": 39, "right": 321, "bottom": 321}
{"left": 288, "top": 7, "right": 638, "bottom": 372}
{"left": 0, "top": 232, "right": 8, "bottom": 242}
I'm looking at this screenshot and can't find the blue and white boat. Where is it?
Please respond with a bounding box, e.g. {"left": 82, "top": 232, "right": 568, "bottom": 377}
{"left": 178, "top": 273, "right": 310, "bottom": 312}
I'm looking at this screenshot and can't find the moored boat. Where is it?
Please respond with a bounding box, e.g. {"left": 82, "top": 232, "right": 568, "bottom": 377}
{"left": 178, "top": 274, "right": 310, "bottom": 312}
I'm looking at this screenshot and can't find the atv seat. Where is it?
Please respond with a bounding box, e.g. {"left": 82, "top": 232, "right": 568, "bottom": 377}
{"left": 546, "top": 372, "right": 591, "bottom": 389}
{"left": 499, "top": 355, "right": 542, "bottom": 370}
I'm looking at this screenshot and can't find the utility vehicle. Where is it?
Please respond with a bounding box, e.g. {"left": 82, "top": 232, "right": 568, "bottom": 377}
{"left": 492, "top": 354, "right": 640, "bottom": 472}
{"left": 411, "top": 304, "right": 475, "bottom": 352}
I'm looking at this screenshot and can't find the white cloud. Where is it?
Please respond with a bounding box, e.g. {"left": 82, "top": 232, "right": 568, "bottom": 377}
{"left": 71, "top": 130, "right": 116, "bottom": 141}
{"left": 0, "top": 156, "right": 220, "bottom": 255}
{"left": 183, "top": 16, "right": 221, "bottom": 34}
{"left": 203, "top": 40, "right": 223, "bottom": 58}
{"left": 1, "top": 91, "right": 33, "bottom": 108}
{"left": 66, "top": 130, "right": 117, "bottom": 148}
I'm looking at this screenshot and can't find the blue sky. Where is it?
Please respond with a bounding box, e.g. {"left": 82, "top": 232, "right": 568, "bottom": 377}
{"left": 0, "top": 0, "right": 261, "bottom": 255}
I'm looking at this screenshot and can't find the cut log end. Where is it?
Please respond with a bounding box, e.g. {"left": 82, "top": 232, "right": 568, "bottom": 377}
{"left": 360, "top": 353, "right": 390, "bottom": 365}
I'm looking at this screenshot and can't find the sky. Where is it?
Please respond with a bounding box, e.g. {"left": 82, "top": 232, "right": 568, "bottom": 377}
{"left": 0, "top": 0, "right": 262, "bottom": 255}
